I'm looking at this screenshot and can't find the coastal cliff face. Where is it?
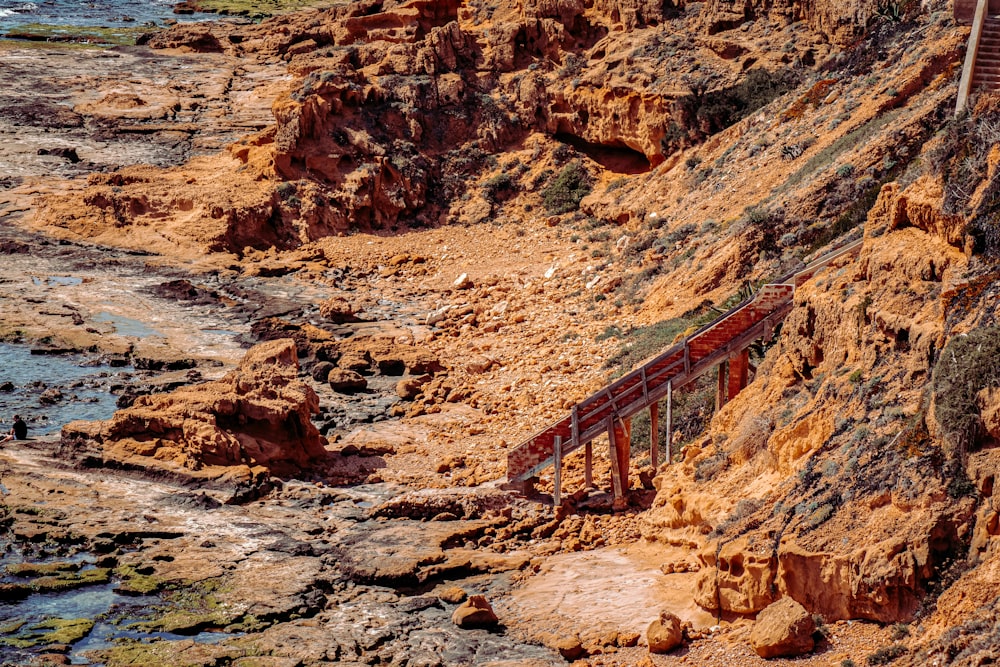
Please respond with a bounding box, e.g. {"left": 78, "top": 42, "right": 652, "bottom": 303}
{"left": 12, "top": 0, "right": 1000, "bottom": 661}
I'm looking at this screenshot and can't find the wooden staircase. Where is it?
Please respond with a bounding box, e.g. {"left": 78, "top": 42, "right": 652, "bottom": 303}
{"left": 957, "top": 0, "right": 1000, "bottom": 113}
{"left": 973, "top": 17, "right": 1000, "bottom": 91}
{"left": 505, "top": 239, "right": 864, "bottom": 504}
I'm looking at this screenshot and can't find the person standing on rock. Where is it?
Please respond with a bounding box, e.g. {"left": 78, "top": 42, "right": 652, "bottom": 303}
{"left": 1, "top": 415, "right": 26, "bottom": 443}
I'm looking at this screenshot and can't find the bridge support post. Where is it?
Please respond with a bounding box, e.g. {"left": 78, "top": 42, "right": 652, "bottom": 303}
{"left": 650, "top": 401, "right": 659, "bottom": 470}
{"left": 728, "top": 348, "right": 750, "bottom": 401}
{"left": 607, "top": 417, "right": 623, "bottom": 502}
{"left": 665, "top": 380, "right": 673, "bottom": 464}
{"left": 553, "top": 435, "right": 562, "bottom": 507}
{"left": 716, "top": 360, "right": 729, "bottom": 411}
{"left": 618, "top": 418, "right": 631, "bottom": 496}
{"left": 608, "top": 417, "right": 631, "bottom": 508}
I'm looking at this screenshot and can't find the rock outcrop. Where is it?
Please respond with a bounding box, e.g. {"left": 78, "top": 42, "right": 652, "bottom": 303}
{"left": 62, "top": 339, "right": 328, "bottom": 483}
{"left": 648, "top": 171, "right": 984, "bottom": 624}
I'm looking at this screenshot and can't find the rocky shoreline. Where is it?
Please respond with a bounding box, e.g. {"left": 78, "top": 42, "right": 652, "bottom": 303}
{"left": 2, "top": 0, "right": 1000, "bottom": 663}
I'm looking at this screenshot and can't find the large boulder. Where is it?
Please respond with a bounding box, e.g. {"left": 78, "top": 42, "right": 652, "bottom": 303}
{"left": 61, "top": 339, "right": 327, "bottom": 481}
{"left": 647, "top": 611, "right": 683, "bottom": 654}
{"left": 749, "top": 597, "right": 816, "bottom": 659}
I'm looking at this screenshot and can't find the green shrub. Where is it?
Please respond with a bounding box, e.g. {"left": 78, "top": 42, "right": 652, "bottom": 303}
{"left": 932, "top": 327, "right": 1000, "bottom": 457}
{"left": 482, "top": 173, "right": 516, "bottom": 203}
{"left": 275, "top": 182, "right": 296, "bottom": 200}
{"left": 866, "top": 644, "right": 907, "bottom": 665}
{"left": 541, "top": 161, "right": 592, "bottom": 215}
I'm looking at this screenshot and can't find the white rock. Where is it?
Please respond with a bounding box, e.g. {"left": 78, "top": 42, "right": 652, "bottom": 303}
{"left": 585, "top": 275, "right": 601, "bottom": 290}
{"left": 426, "top": 305, "right": 453, "bottom": 325}
{"left": 454, "top": 273, "right": 472, "bottom": 289}
{"left": 544, "top": 266, "right": 557, "bottom": 280}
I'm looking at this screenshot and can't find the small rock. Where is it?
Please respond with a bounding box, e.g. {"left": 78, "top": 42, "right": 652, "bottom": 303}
{"left": 454, "top": 273, "right": 473, "bottom": 289}
{"left": 338, "top": 351, "right": 372, "bottom": 374}
{"left": 436, "top": 456, "right": 464, "bottom": 473}
{"left": 328, "top": 369, "right": 367, "bottom": 393}
{"left": 647, "top": 611, "right": 683, "bottom": 654}
{"left": 319, "top": 296, "right": 357, "bottom": 323}
{"left": 311, "top": 361, "right": 335, "bottom": 383}
{"left": 750, "top": 597, "right": 816, "bottom": 658}
{"left": 451, "top": 594, "right": 498, "bottom": 629}
{"left": 554, "top": 635, "right": 587, "bottom": 661}
{"left": 465, "top": 355, "right": 494, "bottom": 374}
{"left": 0, "top": 382, "right": 13, "bottom": 392}
{"left": 437, "top": 586, "right": 467, "bottom": 604}
{"left": 37, "top": 147, "right": 80, "bottom": 163}
{"left": 396, "top": 376, "right": 429, "bottom": 400}
{"left": 39, "top": 388, "right": 63, "bottom": 405}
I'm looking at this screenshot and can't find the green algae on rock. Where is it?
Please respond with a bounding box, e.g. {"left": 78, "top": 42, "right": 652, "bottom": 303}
{"left": 0, "top": 617, "right": 94, "bottom": 648}
{"left": 113, "top": 565, "right": 164, "bottom": 596}
{"left": 5, "top": 561, "right": 81, "bottom": 577}
{"left": 1, "top": 23, "right": 156, "bottom": 46}
{"left": 30, "top": 567, "right": 111, "bottom": 593}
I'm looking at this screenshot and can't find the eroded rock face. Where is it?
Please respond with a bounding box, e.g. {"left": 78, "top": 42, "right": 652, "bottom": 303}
{"left": 702, "top": 0, "right": 879, "bottom": 45}
{"left": 62, "top": 339, "right": 327, "bottom": 480}
{"left": 650, "top": 173, "right": 985, "bottom": 625}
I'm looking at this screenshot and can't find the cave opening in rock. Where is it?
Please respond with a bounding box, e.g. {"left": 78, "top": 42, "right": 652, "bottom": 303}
{"left": 554, "top": 133, "right": 652, "bottom": 174}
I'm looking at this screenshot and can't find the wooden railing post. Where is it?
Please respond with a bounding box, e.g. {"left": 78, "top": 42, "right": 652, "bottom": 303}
{"left": 665, "top": 380, "right": 673, "bottom": 464}
{"left": 553, "top": 435, "right": 562, "bottom": 507}
{"left": 650, "top": 400, "right": 659, "bottom": 469}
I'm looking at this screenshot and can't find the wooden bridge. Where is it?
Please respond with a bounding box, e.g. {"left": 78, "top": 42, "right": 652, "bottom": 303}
{"left": 505, "top": 239, "right": 863, "bottom": 505}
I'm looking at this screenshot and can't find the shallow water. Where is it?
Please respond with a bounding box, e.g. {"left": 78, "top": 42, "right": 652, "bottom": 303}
{"left": 93, "top": 312, "right": 162, "bottom": 339}
{"left": 0, "top": 0, "right": 217, "bottom": 34}
{"left": 0, "top": 344, "right": 126, "bottom": 434}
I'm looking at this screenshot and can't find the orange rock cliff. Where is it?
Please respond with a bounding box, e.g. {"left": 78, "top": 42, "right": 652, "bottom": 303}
{"left": 20, "top": 0, "right": 1000, "bottom": 662}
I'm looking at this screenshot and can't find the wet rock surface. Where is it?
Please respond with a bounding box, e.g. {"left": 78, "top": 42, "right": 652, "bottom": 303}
{"left": 0, "top": 43, "right": 282, "bottom": 180}
{"left": 0, "top": 439, "right": 562, "bottom": 666}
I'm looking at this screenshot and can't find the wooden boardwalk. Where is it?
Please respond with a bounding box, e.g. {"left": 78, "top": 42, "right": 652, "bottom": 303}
{"left": 505, "top": 239, "right": 863, "bottom": 504}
